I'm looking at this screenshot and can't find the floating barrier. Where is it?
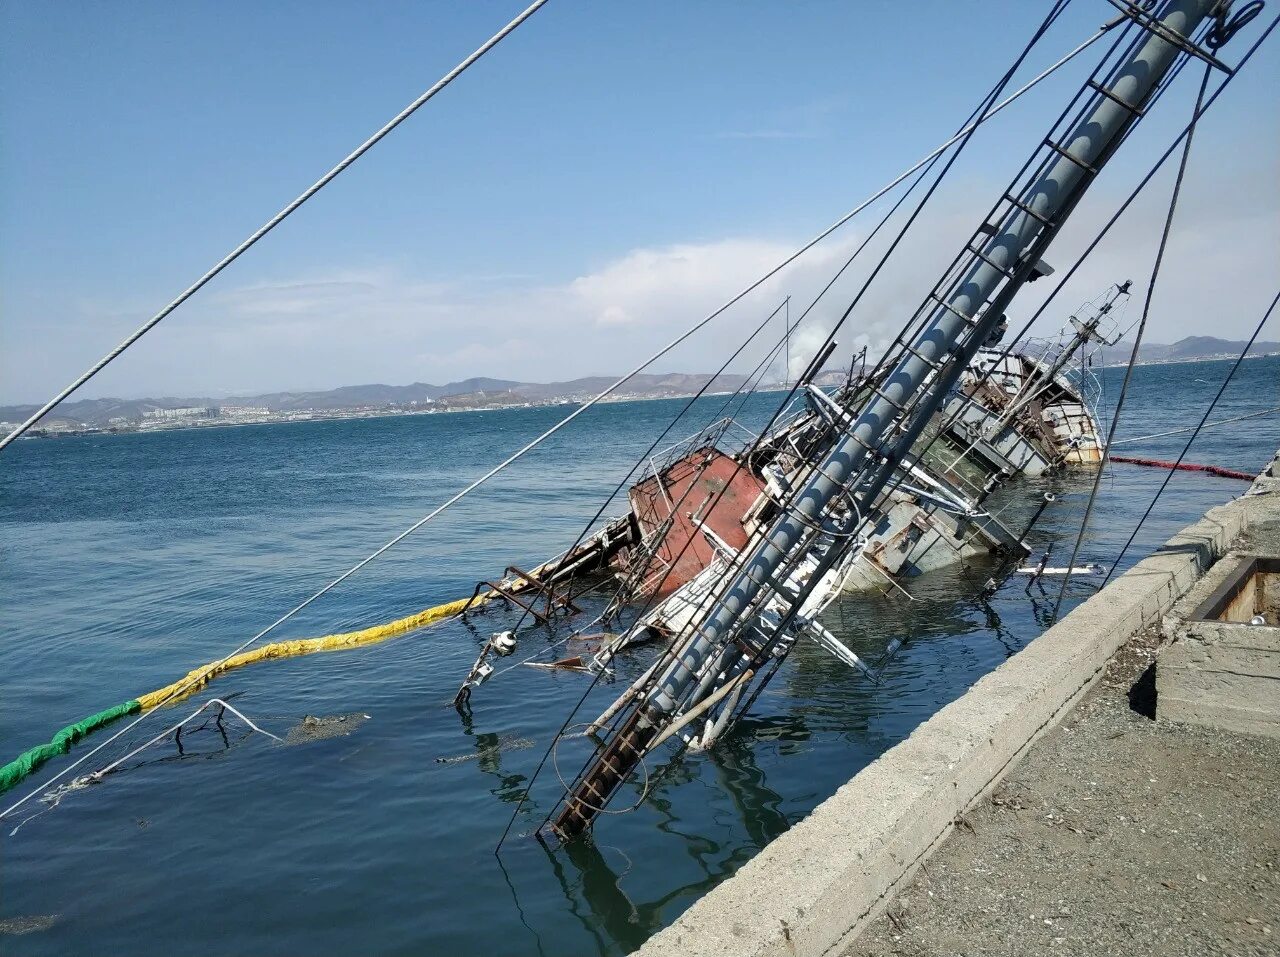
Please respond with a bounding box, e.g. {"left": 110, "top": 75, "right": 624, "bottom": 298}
{"left": 0, "top": 593, "right": 486, "bottom": 795}
{"left": 1109, "top": 455, "right": 1255, "bottom": 481}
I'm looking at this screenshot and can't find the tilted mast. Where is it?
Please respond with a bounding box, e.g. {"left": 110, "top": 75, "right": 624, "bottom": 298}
{"left": 552, "top": 0, "right": 1222, "bottom": 840}
{"left": 988, "top": 280, "right": 1131, "bottom": 435}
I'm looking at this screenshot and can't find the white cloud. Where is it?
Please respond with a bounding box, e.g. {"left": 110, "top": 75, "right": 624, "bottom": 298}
{"left": 568, "top": 238, "right": 808, "bottom": 329}
{"left": 4, "top": 156, "right": 1275, "bottom": 404}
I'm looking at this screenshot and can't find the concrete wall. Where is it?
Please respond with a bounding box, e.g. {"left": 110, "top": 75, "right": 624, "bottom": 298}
{"left": 1156, "top": 466, "right": 1280, "bottom": 738}
{"left": 1158, "top": 617, "right": 1280, "bottom": 737}
{"left": 635, "top": 492, "right": 1253, "bottom": 957}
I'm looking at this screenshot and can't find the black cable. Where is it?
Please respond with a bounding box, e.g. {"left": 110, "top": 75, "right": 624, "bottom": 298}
{"left": 1101, "top": 287, "right": 1279, "bottom": 585}
{"left": 865, "top": 13, "right": 1217, "bottom": 513}
{"left": 880, "top": 11, "right": 1274, "bottom": 542}
{"left": 528, "top": 0, "right": 1080, "bottom": 842}
{"left": 494, "top": 154, "right": 938, "bottom": 850}
{"left": 494, "top": 23, "right": 1005, "bottom": 845}
{"left": 1050, "top": 61, "right": 1213, "bottom": 620}
{"left": 518, "top": 0, "right": 1280, "bottom": 845}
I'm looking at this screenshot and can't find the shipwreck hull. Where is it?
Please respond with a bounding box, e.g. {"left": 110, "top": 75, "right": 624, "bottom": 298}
{"left": 624, "top": 447, "right": 765, "bottom": 599}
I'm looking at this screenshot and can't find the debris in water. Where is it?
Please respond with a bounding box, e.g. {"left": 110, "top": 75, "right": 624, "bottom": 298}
{"left": 0, "top": 915, "right": 58, "bottom": 935}
{"left": 284, "top": 713, "right": 371, "bottom": 745}
{"left": 435, "top": 735, "right": 534, "bottom": 765}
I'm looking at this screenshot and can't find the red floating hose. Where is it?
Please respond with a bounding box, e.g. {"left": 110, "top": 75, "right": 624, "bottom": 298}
{"left": 1109, "top": 455, "right": 1255, "bottom": 481}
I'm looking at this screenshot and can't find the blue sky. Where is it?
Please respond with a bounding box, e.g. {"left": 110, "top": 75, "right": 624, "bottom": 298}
{"left": 2, "top": 1, "right": 1276, "bottom": 403}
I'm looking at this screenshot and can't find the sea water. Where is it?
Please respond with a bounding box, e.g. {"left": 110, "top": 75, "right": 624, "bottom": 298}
{"left": 1, "top": 357, "right": 1276, "bottom": 956}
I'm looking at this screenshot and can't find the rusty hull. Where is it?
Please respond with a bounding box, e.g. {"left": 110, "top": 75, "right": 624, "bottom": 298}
{"left": 626, "top": 447, "right": 765, "bottom": 597}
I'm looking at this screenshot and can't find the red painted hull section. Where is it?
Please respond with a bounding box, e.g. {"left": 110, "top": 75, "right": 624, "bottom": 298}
{"left": 627, "top": 448, "right": 764, "bottom": 597}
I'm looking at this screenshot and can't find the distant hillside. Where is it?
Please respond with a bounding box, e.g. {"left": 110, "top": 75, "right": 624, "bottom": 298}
{"left": 1096, "top": 335, "right": 1280, "bottom": 366}
{"left": 0, "top": 372, "right": 760, "bottom": 428}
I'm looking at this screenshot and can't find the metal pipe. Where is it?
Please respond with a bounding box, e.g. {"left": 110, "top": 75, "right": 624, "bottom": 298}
{"left": 649, "top": 0, "right": 1215, "bottom": 720}
{"left": 552, "top": 0, "right": 1217, "bottom": 840}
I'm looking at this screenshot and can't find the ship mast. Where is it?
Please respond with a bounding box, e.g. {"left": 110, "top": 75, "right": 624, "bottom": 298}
{"left": 988, "top": 280, "right": 1131, "bottom": 435}
{"left": 552, "top": 0, "right": 1223, "bottom": 840}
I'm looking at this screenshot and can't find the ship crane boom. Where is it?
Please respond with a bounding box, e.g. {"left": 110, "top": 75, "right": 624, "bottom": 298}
{"left": 551, "top": 0, "right": 1224, "bottom": 841}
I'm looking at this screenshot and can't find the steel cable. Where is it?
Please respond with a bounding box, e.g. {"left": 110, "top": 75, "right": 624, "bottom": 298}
{"left": 1101, "top": 287, "right": 1279, "bottom": 585}
{"left": 520, "top": 0, "right": 1081, "bottom": 846}
{"left": 1050, "top": 61, "right": 1214, "bottom": 619}
{"left": 0, "top": 0, "right": 552, "bottom": 451}
{"left": 3, "top": 6, "right": 1107, "bottom": 826}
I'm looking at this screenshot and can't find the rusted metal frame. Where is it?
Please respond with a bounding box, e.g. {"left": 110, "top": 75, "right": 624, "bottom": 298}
{"left": 505, "top": 563, "right": 581, "bottom": 618}
{"left": 465, "top": 579, "right": 554, "bottom": 625}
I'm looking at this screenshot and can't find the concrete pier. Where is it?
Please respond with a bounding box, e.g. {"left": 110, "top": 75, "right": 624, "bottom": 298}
{"left": 634, "top": 449, "right": 1280, "bottom": 957}
{"left": 1158, "top": 550, "right": 1280, "bottom": 737}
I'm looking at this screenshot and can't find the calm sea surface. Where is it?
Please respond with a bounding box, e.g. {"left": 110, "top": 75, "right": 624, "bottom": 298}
{"left": 2, "top": 356, "right": 1276, "bottom": 955}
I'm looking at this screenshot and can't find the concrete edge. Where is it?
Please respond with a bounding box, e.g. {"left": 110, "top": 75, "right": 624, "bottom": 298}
{"left": 633, "top": 497, "right": 1249, "bottom": 957}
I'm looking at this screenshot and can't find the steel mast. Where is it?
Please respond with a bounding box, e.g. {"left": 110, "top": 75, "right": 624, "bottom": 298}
{"left": 552, "top": 0, "right": 1222, "bottom": 840}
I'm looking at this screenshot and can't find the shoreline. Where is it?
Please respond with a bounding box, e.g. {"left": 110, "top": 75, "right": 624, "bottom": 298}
{"left": 10, "top": 387, "right": 791, "bottom": 442}
{"left": 9, "top": 352, "right": 1276, "bottom": 442}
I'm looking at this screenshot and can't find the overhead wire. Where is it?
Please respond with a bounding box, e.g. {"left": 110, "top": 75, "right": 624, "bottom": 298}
{"left": 485, "top": 297, "right": 794, "bottom": 679}
{"left": 0, "top": 18, "right": 1107, "bottom": 455}
{"left": 1, "top": 4, "right": 1110, "bottom": 822}
{"left": 1050, "top": 60, "right": 1214, "bottom": 620}
{"left": 869, "top": 9, "right": 1274, "bottom": 555}
{"left": 498, "top": 85, "right": 961, "bottom": 850}
{"left": 857, "top": 11, "right": 1212, "bottom": 495}
{"left": 516, "top": 0, "right": 1081, "bottom": 848}
{"left": 1101, "top": 287, "right": 1279, "bottom": 586}
{"left": 510, "top": 10, "right": 1278, "bottom": 780}
{"left": 0, "top": 0, "right": 553, "bottom": 451}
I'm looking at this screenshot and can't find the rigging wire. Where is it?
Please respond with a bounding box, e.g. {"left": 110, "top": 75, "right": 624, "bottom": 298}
{"left": 493, "top": 165, "right": 940, "bottom": 847}
{"left": 1101, "top": 288, "right": 1279, "bottom": 586}
{"left": 537, "top": 2, "right": 1280, "bottom": 837}
{"left": 1109, "top": 405, "right": 1280, "bottom": 447}
{"left": 0, "top": 3, "right": 1107, "bottom": 825}
{"left": 880, "top": 10, "right": 1276, "bottom": 526}
{"left": 866, "top": 13, "right": 1210, "bottom": 489}
{"left": 498, "top": 298, "right": 790, "bottom": 638}
{"left": 513, "top": 0, "right": 1080, "bottom": 849}
{"left": 0, "top": 20, "right": 1105, "bottom": 454}
{"left": 0, "top": 0, "right": 552, "bottom": 452}
{"left": 1049, "top": 61, "right": 1214, "bottom": 620}
{"left": 486, "top": 297, "right": 793, "bottom": 677}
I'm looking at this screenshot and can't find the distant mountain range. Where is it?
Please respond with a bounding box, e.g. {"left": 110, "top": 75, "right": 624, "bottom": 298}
{"left": 0, "top": 372, "right": 760, "bottom": 428}
{"left": 4, "top": 336, "right": 1274, "bottom": 429}
{"left": 1094, "top": 335, "right": 1280, "bottom": 367}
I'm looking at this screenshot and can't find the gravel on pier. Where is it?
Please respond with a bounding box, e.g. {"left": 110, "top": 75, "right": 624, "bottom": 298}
{"left": 850, "top": 627, "right": 1280, "bottom": 957}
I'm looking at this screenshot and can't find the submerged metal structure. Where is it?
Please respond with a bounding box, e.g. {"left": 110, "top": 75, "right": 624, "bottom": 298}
{"left": 940, "top": 281, "right": 1130, "bottom": 476}
{"left": 550, "top": 0, "right": 1222, "bottom": 840}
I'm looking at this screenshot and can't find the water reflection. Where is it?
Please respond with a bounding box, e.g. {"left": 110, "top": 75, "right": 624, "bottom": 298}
{"left": 535, "top": 731, "right": 793, "bottom": 955}
{"left": 457, "top": 708, "right": 531, "bottom": 806}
